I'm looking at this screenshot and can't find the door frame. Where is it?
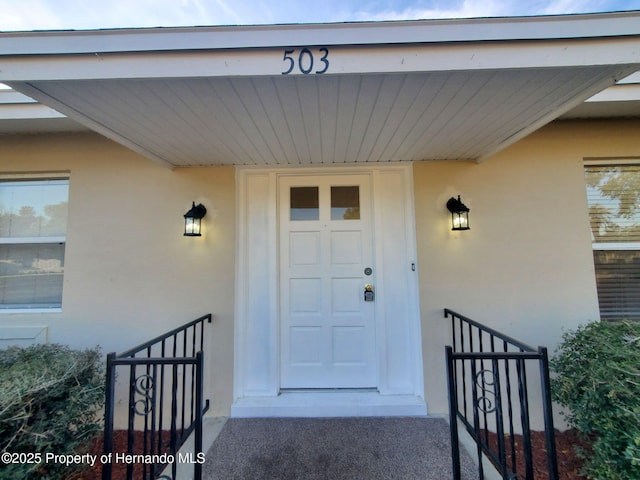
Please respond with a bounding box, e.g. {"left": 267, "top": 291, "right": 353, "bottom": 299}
{"left": 234, "top": 164, "right": 424, "bottom": 408}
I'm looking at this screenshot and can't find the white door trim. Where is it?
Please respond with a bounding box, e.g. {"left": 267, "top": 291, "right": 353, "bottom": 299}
{"left": 233, "top": 164, "right": 425, "bottom": 416}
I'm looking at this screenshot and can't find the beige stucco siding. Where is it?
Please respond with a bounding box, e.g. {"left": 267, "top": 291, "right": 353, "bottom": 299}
{"left": 0, "top": 118, "right": 638, "bottom": 419}
{"left": 0, "top": 132, "right": 236, "bottom": 416}
{"left": 415, "top": 119, "right": 640, "bottom": 416}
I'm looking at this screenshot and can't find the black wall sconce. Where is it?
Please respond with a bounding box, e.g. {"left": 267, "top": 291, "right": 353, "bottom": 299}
{"left": 446, "top": 195, "right": 470, "bottom": 231}
{"left": 184, "top": 202, "right": 207, "bottom": 236}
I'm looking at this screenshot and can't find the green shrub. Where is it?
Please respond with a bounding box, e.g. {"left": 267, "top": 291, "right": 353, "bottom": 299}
{"left": 551, "top": 320, "right": 640, "bottom": 480}
{"left": 0, "top": 344, "right": 104, "bottom": 480}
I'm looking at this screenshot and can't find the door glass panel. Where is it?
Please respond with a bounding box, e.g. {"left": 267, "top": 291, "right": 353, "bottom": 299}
{"left": 331, "top": 186, "right": 360, "bottom": 220}
{"left": 290, "top": 187, "right": 319, "bottom": 220}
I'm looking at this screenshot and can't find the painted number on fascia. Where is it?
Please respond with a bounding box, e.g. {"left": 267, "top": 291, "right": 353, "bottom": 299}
{"left": 281, "top": 48, "right": 329, "bottom": 75}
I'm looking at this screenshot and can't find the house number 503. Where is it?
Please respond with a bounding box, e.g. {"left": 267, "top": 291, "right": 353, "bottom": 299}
{"left": 281, "top": 48, "right": 330, "bottom": 75}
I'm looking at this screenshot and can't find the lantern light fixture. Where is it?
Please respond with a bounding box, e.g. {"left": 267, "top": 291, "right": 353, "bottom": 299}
{"left": 446, "top": 195, "right": 470, "bottom": 231}
{"left": 184, "top": 202, "right": 207, "bottom": 237}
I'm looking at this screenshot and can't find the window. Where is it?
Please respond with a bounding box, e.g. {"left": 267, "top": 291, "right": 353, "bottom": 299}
{"left": 331, "top": 186, "right": 360, "bottom": 220}
{"left": 584, "top": 163, "right": 640, "bottom": 321}
{"left": 290, "top": 186, "right": 319, "bottom": 221}
{"left": 0, "top": 178, "right": 68, "bottom": 310}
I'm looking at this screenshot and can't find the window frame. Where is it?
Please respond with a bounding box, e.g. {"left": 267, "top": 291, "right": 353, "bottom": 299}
{"left": 584, "top": 159, "right": 640, "bottom": 321}
{"left": 0, "top": 174, "right": 69, "bottom": 313}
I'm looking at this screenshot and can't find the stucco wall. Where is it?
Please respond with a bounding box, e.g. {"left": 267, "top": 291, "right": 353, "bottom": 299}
{"left": 0, "top": 132, "right": 236, "bottom": 417}
{"left": 1, "top": 119, "right": 638, "bottom": 420}
{"left": 414, "top": 119, "right": 640, "bottom": 418}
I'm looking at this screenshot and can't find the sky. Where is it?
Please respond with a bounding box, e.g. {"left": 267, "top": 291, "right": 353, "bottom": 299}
{"left": 0, "top": 0, "right": 639, "bottom": 31}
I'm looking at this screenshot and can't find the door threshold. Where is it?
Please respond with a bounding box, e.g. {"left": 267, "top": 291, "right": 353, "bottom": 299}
{"left": 280, "top": 388, "right": 379, "bottom": 394}
{"left": 230, "top": 391, "right": 427, "bottom": 418}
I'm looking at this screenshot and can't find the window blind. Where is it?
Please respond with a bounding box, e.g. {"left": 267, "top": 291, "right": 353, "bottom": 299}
{"left": 593, "top": 250, "right": 640, "bottom": 321}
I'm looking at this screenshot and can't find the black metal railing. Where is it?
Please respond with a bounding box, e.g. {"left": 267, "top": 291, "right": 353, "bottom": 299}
{"left": 444, "top": 308, "right": 558, "bottom": 480}
{"left": 102, "top": 314, "right": 212, "bottom": 480}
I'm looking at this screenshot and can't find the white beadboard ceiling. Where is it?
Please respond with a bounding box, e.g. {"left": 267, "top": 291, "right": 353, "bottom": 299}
{"left": 16, "top": 65, "right": 633, "bottom": 167}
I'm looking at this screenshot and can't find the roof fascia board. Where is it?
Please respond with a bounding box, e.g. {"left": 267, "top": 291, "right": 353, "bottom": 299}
{"left": 587, "top": 83, "right": 640, "bottom": 102}
{"left": 0, "top": 11, "right": 639, "bottom": 55}
{"left": 0, "top": 103, "right": 64, "bottom": 119}
{"left": 0, "top": 90, "right": 37, "bottom": 104}
{"left": 617, "top": 71, "right": 640, "bottom": 84}
{"left": 3, "top": 37, "right": 640, "bottom": 82}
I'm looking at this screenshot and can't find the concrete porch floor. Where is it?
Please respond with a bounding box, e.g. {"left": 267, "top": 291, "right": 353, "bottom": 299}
{"left": 200, "top": 417, "right": 479, "bottom": 480}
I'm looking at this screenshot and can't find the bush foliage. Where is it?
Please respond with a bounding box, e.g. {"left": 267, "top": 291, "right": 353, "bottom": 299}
{"left": 551, "top": 320, "right": 640, "bottom": 480}
{"left": 0, "top": 344, "right": 104, "bottom": 480}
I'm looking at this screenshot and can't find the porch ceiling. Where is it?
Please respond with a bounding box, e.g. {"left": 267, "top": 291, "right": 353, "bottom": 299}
{"left": 10, "top": 66, "right": 632, "bottom": 167}
{"left": 3, "top": 13, "right": 640, "bottom": 168}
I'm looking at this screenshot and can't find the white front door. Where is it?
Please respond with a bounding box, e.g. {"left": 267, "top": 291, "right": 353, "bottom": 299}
{"left": 279, "top": 174, "right": 376, "bottom": 389}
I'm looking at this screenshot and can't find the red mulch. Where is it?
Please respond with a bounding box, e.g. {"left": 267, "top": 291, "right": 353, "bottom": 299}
{"left": 69, "top": 430, "right": 173, "bottom": 480}
{"left": 485, "top": 429, "right": 591, "bottom": 480}
{"left": 74, "top": 428, "right": 589, "bottom": 479}
{"left": 554, "top": 430, "right": 592, "bottom": 480}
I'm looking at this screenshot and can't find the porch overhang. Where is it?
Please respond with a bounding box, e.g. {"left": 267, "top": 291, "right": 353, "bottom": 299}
{"left": 1, "top": 12, "right": 640, "bottom": 168}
